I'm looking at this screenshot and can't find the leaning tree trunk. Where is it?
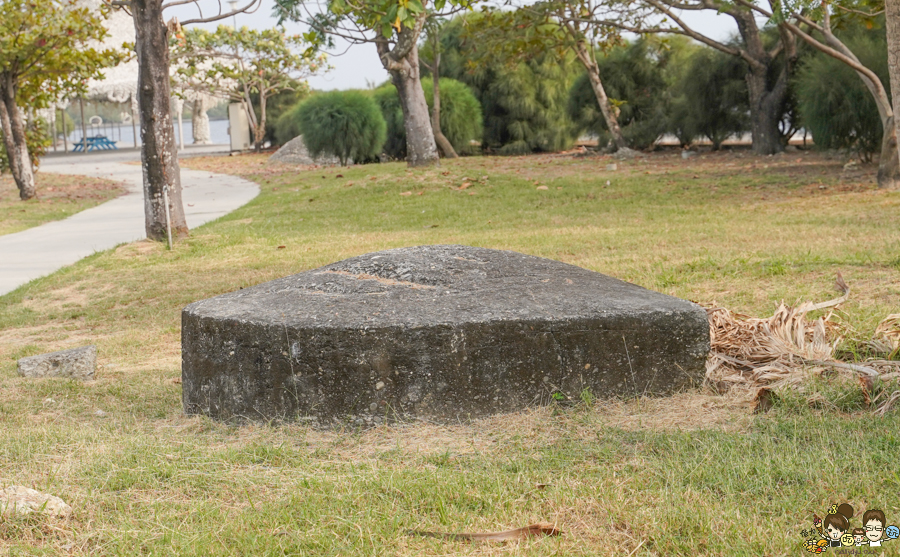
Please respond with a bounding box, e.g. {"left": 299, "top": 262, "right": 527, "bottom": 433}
{"left": 430, "top": 46, "right": 457, "bottom": 158}
{"left": 883, "top": 0, "right": 900, "bottom": 189}
{"left": 381, "top": 41, "right": 439, "bottom": 167}
{"left": 132, "top": 0, "right": 188, "bottom": 241}
{"left": 0, "top": 76, "right": 37, "bottom": 200}
{"left": 571, "top": 42, "right": 628, "bottom": 152}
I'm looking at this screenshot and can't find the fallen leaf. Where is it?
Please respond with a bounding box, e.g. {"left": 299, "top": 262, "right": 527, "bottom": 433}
{"left": 416, "top": 191, "right": 424, "bottom": 195}
{"left": 335, "top": 174, "right": 343, "bottom": 178}
{"left": 468, "top": 191, "right": 477, "bottom": 195}
{"left": 400, "top": 191, "right": 413, "bottom": 196}
{"left": 277, "top": 245, "right": 286, "bottom": 249}
{"left": 172, "top": 378, "right": 182, "bottom": 384}
{"left": 408, "top": 522, "right": 562, "bottom": 542}
{"left": 459, "top": 182, "right": 471, "bottom": 190}
{"left": 536, "top": 185, "right": 548, "bottom": 190}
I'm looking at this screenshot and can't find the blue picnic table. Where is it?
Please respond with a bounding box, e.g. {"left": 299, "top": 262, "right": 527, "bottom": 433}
{"left": 73, "top": 136, "right": 117, "bottom": 152}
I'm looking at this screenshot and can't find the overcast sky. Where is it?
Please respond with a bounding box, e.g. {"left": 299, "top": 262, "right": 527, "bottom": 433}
{"left": 168, "top": 1, "right": 747, "bottom": 91}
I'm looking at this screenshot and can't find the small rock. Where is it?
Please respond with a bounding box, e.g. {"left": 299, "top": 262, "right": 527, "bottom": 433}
{"left": 0, "top": 486, "right": 72, "bottom": 518}
{"left": 375, "top": 381, "right": 385, "bottom": 390}
{"left": 613, "top": 147, "right": 640, "bottom": 160}
{"left": 17, "top": 346, "right": 96, "bottom": 380}
{"left": 93, "top": 409, "right": 107, "bottom": 417}
{"left": 269, "top": 136, "right": 345, "bottom": 166}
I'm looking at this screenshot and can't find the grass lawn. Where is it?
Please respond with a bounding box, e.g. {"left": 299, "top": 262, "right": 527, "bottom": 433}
{"left": 0, "top": 172, "right": 126, "bottom": 236}
{"left": 0, "top": 149, "right": 898, "bottom": 555}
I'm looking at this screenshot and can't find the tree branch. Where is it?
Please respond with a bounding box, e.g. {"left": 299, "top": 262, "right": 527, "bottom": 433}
{"left": 175, "top": 0, "right": 261, "bottom": 26}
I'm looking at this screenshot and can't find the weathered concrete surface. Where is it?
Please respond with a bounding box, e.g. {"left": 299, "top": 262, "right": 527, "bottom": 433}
{"left": 182, "top": 245, "right": 709, "bottom": 425}
{"left": 17, "top": 345, "right": 96, "bottom": 380}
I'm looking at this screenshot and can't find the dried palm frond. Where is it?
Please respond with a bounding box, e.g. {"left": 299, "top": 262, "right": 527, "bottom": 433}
{"left": 870, "top": 314, "right": 900, "bottom": 355}
{"left": 705, "top": 274, "right": 900, "bottom": 399}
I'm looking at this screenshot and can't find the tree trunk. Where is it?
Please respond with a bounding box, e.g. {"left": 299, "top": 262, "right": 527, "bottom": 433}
{"left": 0, "top": 76, "right": 37, "bottom": 200}
{"left": 878, "top": 116, "right": 900, "bottom": 189}
{"left": 730, "top": 11, "right": 793, "bottom": 155}
{"left": 191, "top": 96, "right": 211, "bottom": 144}
{"left": 884, "top": 0, "right": 900, "bottom": 189}
{"left": 384, "top": 43, "right": 439, "bottom": 167}
{"left": 132, "top": 0, "right": 188, "bottom": 241}
{"left": 254, "top": 92, "right": 266, "bottom": 152}
{"left": 430, "top": 46, "right": 457, "bottom": 158}
{"left": 571, "top": 42, "right": 628, "bottom": 151}
{"left": 744, "top": 67, "right": 785, "bottom": 155}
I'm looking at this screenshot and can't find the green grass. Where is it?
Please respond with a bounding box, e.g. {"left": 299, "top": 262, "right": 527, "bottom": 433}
{"left": 0, "top": 149, "right": 899, "bottom": 555}
{"left": 0, "top": 172, "right": 125, "bottom": 236}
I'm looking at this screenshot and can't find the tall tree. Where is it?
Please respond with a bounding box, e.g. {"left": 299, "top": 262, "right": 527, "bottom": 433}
{"left": 108, "top": 0, "right": 259, "bottom": 242}
{"left": 273, "top": 0, "right": 476, "bottom": 167}
{"left": 472, "top": 2, "right": 632, "bottom": 152}
{"left": 599, "top": 0, "right": 797, "bottom": 155}
{"left": 0, "top": 0, "right": 121, "bottom": 200}
{"left": 173, "top": 25, "right": 326, "bottom": 152}
{"left": 436, "top": 14, "right": 577, "bottom": 155}
{"left": 749, "top": 2, "right": 899, "bottom": 188}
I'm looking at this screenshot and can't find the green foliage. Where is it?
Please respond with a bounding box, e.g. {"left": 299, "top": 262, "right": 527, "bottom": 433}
{"left": 567, "top": 40, "right": 670, "bottom": 150}
{"left": 794, "top": 25, "right": 888, "bottom": 159}
{"left": 0, "top": 0, "right": 125, "bottom": 108}
{"left": 293, "top": 91, "right": 387, "bottom": 165}
{"left": 371, "top": 86, "right": 407, "bottom": 160}
{"left": 0, "top": 118, "right": 50, "bottom": 175}
{"left": 275, "top": 0, "right": 473, "bottom": 46}
{"left": 667, "top": 47, "right": 749, "bottom": 149}
{"left": 252, "top": 81, "right": 309, "bottom": 145}
{"left": 373, "top": 78, "right": 483, "bottom": 159}
{"left": 422, "top": 77, "right": 482, "bottom": 154}
{"left": 437, "top": 16, "right": 577, "bottom": 155}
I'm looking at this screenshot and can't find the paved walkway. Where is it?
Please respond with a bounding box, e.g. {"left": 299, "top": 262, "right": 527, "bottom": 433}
{"left": 0, "top": 146, "right": 260, "bottom": 296}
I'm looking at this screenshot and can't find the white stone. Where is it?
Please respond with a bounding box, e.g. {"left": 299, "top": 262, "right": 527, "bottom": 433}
{"left": 0, "top": 486, "right": 72, "bottom": 518}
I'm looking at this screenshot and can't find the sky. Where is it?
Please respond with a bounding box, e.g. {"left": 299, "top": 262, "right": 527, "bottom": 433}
{"left": 167, "top": 1, "right": 750, "bottom": 91}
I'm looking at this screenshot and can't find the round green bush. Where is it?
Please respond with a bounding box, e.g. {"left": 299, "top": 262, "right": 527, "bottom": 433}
{"left": 371, "top": 86, "right": 407, "bottom": 160}
{"left": 285, "top": 91, "right": 387, "bottom": 166}
{"left": 373, "top": 78, "right": 483, "bottom": 160}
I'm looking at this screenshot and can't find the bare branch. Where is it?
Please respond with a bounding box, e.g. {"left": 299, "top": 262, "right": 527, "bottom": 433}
{"left": 175, "top": 0, "right": 261, "bottom": 26}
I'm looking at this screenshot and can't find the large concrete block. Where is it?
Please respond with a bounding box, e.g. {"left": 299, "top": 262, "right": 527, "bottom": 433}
{"left": 182, "top": 245, "right": 709, "bottom": 425}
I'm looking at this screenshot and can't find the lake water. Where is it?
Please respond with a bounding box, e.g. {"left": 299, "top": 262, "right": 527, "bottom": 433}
{"left": 67, "top": 119, "right": 231, "bottom": 147}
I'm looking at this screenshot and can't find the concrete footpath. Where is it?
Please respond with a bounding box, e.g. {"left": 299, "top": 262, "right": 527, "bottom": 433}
{"left": 0, "top": 146, "right": 260, "bottom": 296}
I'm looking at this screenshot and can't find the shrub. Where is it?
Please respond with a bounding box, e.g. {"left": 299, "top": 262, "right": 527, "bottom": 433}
{"left": 253, "top": 81, "right": 308, "bottom": 146}
{"left": 794, "top": 24, "right": 888, "bottom": 159}
{"left": 434, "top": 15, "right": 577, "bottom": 155}
{"left": 374, "top": 78, "right": 483, "bottom": 159}
{"left": 288, "top": 91, "right": 387, "bottom": 165}
{"left": 667, "top": 47, "right": 749, "bottom": 149}
{"left": 372, "top": 85, "right": 407, "bottom": 160}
